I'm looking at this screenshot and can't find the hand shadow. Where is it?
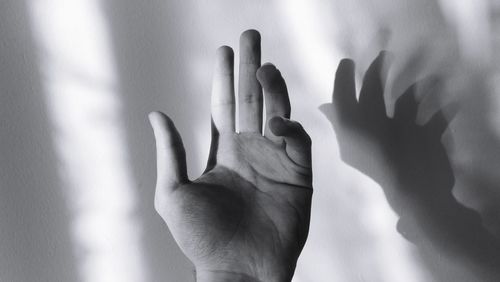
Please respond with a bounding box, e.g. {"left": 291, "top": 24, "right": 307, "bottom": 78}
{"left": 320, "top": 52, "right": 500, "bottom": 281}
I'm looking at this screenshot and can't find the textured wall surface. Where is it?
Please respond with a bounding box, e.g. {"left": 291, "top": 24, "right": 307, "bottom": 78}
{"left": 1, "top": 1, "right": 499, "bottom": 281}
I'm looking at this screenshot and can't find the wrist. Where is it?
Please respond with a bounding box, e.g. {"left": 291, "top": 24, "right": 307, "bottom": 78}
{"left": 196, "top": 265, "right": 293, "bottom": 282}
{"left": 196, "top": 270, "right": 262, "bottom": 282}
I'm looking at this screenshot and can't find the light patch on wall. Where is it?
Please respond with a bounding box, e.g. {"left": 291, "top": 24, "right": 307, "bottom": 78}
{"left": 439, "top": 0, "right": 491, "bottom": 64}
{"left": 28, "top": 1, "right": 148, "bottom": 281}
{"left": 277, "top": 0, "right": 341, "bottom": 97}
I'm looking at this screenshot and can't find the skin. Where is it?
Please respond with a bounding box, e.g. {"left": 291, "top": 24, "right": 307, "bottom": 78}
{"left": 149, "top": 30, "right": 312, "bottom": 282}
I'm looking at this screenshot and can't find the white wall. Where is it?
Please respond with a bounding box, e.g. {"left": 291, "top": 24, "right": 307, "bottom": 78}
{"left": 1, "top": 0, "right": 499, "bottom": 281}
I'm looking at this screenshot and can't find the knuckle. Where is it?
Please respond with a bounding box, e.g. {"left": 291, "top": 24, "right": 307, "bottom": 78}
{"left": 240, "top": 93, "right": 262, "bottom": 104}
{"left": 292, "top": 122, "right": 312, "bottom": 146}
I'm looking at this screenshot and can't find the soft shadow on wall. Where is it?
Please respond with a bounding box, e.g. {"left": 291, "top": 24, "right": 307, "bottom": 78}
{"left": 103, "top": 1, "right": 209, "bottom": 281}
{"left": 0, "top": 1, "right": 79, "bottom": 281}
{"left": 1, "top": 0, "right": 500, "bottom": 282}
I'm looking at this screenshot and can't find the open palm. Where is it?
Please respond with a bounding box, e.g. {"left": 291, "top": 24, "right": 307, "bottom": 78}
{"left": 149, "top": 30, "right": 312, "bottom": 282}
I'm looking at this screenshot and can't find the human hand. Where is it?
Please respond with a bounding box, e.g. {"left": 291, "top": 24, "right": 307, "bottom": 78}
{"left": 149, "top": 30, "right": 312, "bottom": 282}
{"left": 319, "top": 52, "right": 455, "bottom": 212}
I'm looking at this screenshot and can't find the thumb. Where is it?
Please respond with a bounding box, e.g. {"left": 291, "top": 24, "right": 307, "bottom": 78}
{"left": 148, "top": 111, "right": 189, "bottom": 197}
{"left": 268, "top": 116, "right": 312, "bottom": 168}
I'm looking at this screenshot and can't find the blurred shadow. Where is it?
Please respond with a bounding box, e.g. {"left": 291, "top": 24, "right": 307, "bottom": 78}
{"left": 102, "top": 1, "right": 204, "bottom": 281}
{"left": 320, "top": 53, "right": 500, "bottom": 281}
{"left": 0, "top": 1, "right": 79, "bottom": 281}
{"left": 451, "top": 73, "right": 500, "bottom": 238}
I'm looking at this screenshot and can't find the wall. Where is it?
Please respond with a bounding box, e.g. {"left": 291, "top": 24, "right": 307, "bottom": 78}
{"left": 1, "top": 0, "right": 499, "bottom": 281}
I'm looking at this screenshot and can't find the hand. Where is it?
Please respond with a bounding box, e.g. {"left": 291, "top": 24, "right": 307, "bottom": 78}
{"left": 149, "top": 30, "right": 312, "bottom": 282}
{"left": 319, "top": 52, "right": 455, "bottom": 212}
